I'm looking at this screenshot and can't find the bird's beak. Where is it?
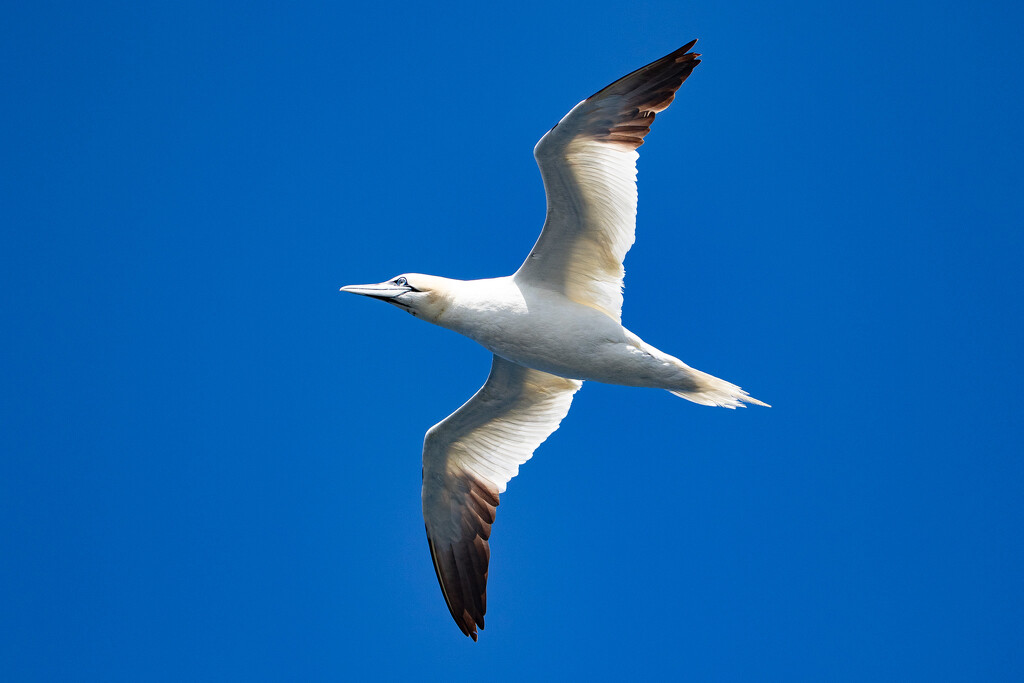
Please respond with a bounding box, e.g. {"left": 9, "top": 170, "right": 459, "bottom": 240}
{"left": 339, "top": 282, "right": 412, "bottom": 301}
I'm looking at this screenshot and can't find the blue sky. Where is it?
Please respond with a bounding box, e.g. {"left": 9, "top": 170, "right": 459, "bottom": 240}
{"left": 2, "top": 0, "right": 1022, "bottom": 680}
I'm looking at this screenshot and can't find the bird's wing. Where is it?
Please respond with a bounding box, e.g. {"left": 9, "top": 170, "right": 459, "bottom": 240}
{"left": 514, "top": 41, "right": 701, "bottom": 322}
{"left": 422, "top": 354, "right": 582, "bottom": 640}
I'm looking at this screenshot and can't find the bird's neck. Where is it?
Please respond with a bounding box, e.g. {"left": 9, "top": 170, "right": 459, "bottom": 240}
{"left": 430, "top": 276, "right": 522, "bottom": 333}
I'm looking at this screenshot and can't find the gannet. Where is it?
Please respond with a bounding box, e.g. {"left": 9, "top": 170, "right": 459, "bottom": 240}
{"left": 341, "top": 40, "right": 767, "bottom": 640}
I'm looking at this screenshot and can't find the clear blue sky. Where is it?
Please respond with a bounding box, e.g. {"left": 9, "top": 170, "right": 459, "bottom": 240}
{"left": 3, "top": 0, "right": 1022, "bottom": 680}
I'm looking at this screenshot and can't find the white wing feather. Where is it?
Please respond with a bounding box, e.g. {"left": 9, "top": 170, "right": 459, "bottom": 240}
{"left": 421, "top": 355, "right": 581, "bottom": 640}
{"left": 515, "top": 41, "right": 701, "bottom": 322}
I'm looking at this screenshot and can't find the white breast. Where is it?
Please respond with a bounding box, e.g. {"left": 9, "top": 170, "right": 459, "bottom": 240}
{"left": 436, "top": 277, "right": 633, "bottom": 380}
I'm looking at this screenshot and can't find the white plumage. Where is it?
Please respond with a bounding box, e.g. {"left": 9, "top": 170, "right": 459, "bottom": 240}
{"left": 341, "top": 40, "right": 767, "bottom": 640}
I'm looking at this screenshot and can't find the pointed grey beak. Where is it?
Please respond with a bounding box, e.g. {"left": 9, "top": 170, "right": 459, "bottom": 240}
{"left": 339, "top": 282, "right": 412, "bottom": 300}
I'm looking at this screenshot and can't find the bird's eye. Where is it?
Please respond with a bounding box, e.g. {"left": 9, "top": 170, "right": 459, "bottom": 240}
{"left": 394, "top": 277, "right": 408, "bottom": 287}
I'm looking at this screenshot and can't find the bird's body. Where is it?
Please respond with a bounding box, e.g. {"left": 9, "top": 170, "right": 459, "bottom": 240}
{"left": 341, "top": 40, "right": 767, "bottom": 640}
{"left": 408, "top": 274, "right": 761, "bottom": 402}
{"left": 432, "top": 275, "right": 639, "bottom": 382}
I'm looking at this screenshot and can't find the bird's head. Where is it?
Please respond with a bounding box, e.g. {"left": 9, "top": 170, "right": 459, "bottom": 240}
{"left": 340, "top": 273, "right": 454, "bottom": 323}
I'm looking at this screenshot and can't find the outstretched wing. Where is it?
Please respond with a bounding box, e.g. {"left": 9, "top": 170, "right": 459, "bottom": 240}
{"left": 515, "top": 41, "right": 701, "bottom": 322}
{"left": 422, "top": 355, "right": 582, "bottom": 640}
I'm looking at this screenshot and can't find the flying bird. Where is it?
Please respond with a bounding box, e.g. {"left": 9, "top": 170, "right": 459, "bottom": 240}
{"left": 341, "top": 40, "right": 767, "bottom": 640}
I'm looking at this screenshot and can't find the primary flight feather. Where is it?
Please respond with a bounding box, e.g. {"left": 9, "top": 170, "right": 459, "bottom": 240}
{"left": 341, "top": 40, "right": 767, "bottom": 640}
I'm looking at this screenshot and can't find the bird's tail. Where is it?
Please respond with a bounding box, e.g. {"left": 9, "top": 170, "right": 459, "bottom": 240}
{"left": 622, "top": 329, "right": 769, "bottom": 409}
{"left": 668, "top": 365, "right": 769, "bottom": 409}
